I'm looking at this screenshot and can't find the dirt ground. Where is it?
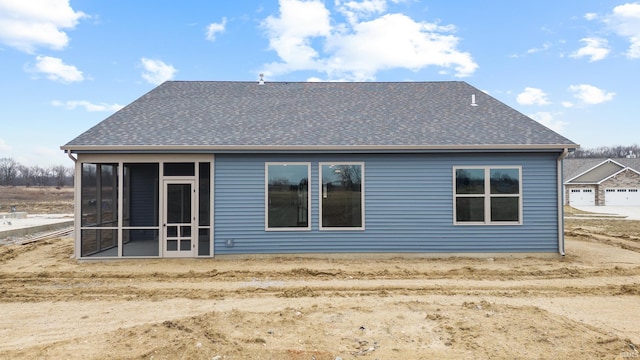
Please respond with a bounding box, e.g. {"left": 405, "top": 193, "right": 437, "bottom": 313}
{"left": 0, "top": 187, "right": 639, "bottom": 359}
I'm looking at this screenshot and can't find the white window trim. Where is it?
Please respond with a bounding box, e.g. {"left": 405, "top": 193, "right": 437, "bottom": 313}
{"left": 453, "top": 166, "right": 523, "bottom": 226}
{"left": 319, "top": 162, "right": 365, "bottom": 231}
{"left": 265, "top": 162, "right": 312, "bottom": 231}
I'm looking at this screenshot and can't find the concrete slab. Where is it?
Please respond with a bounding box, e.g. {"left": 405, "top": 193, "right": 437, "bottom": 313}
{"left": 571, "top": 206, "right": 640, "bottom": 220}
{"left": 0, "top": 212, "right": 27, "bottom": 219}
{"left": 0, "top": 214, "right": 74, "bottom": 240}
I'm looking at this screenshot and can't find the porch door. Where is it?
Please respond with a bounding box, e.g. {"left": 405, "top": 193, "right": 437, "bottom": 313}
{"left": 163, "top": 180, "right": 195, "bottom": 257}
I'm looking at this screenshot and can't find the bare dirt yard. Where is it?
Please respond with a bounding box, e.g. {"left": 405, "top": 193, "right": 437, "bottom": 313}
{"left": 0, "top": 187, "right": 639, "bottom": 359}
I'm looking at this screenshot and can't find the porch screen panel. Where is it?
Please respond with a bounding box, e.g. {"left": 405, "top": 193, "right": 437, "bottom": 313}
{"left": 100, "top": 164, "right": 117, "bottom": 226}
{"left": 80, "top": 163, "right": 119, "bottom": 257}
{"left": 199, "top": 163, "right": 210, "bottom": 226}
{"left": 123, "top": 163, "right": 159, "bottom": 257}
{"left": 81, "top": 163, "right": 97, "bottom": 227}
{"left": 198, "top": 162, "right": 211, "bottom": 256}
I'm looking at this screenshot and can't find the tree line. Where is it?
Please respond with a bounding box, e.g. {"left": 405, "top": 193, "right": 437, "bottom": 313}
{"left": 0, "top": 157, "right": 73, "bottom": 188}
{"left": 567, "top": 144, "right": 639, "bottom": 159}
{"left": 2, "top": 145, "right": 637, "bottom": 187}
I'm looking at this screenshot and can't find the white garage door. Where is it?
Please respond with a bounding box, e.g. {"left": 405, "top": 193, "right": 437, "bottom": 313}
{"left": 605, "top": 188, "right": 640, "bottom": 206}
{"left": 569, "top": 188, "right": 595, "bottom": 206}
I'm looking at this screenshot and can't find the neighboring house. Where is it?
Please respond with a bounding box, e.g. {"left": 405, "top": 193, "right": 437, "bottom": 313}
{"left": 564, "top": 158, "right": 640, "bottom": 206}
{"left": 61, "top": 81, "right": 578, "bottom": 259}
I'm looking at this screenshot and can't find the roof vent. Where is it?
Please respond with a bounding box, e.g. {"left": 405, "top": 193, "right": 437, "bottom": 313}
{"left": 258, "top": 73, "right": 265, "bottom": 85}
{"left": 471, "top": 94, "right": 478, "bottom": 106}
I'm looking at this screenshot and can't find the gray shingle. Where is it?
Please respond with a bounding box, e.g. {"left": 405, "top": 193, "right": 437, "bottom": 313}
{"left": 564, "top": 158, "right": 640, "bottom": 182}
{"left": 63, "top": 81, "right": 578, "bottom": 149}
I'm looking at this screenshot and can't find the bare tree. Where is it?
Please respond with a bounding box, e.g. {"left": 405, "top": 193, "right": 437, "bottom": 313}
{"left": 569, "top": 144, "right": 639, "bottom": 158}
{"left": 33, "top": 166, "right": 49, "bottom": 186}
{"left": 18, "top": 165, "right": 33, "bottom": 187}
{"left": 0, "top": 157, "right": 18, "bottom": 186}
{"left": 50, "top": 165, "right": 69, "bottom": 188}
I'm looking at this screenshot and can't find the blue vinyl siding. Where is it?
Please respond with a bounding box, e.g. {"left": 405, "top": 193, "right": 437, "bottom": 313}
{"left": 214, "top": 152, "right": 559, "bottom": 254}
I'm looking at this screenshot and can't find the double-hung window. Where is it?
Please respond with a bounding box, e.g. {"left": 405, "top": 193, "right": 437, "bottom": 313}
{"left": 454, "top": 166, "right": 522, "bottom": 225}
{"left": 320, "top": 162, "right": 364, "bottom": 230}
{"left": 265, "top": 163, "right": 311, "bottom": 230}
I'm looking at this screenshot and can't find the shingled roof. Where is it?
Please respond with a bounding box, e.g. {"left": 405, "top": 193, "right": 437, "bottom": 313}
{"left": 564, "top": 158, "right": 640, "bottom": 183}
{"left": 62, "top": 81, "right": 578, "bottom": 152}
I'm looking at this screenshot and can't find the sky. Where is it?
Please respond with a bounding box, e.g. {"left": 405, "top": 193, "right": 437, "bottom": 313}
{"left": 1, "top": 0, "right": 639, "bottom": 167}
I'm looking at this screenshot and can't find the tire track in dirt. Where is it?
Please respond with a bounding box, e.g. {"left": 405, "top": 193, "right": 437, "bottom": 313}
{"left": 568, "top": 228, "right": 640, "bottom": 254}
{"left": 2, "top": 275, "right": 639, "bottom": 302}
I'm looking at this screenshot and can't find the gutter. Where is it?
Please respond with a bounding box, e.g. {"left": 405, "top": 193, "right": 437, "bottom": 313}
{"left": 557, "top": 148, "right": 569, "bottom": 256}
{"left": 66, "top": 149, "right": 77, "bottom": 163}
{"left": 61, "top": 143, "right": 580, "bottom": 153}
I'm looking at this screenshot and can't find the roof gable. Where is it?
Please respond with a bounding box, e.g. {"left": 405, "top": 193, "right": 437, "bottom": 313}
{"left": 62, "top": 81, "right": 578, "bottom": 152}
{"left": 564, "top": 158, "right": 640, "bottom": 184}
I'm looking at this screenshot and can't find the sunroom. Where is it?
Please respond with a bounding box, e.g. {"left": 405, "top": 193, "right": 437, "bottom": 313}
{"left": 75, "top": 154, "right": 213, "bottom": 258}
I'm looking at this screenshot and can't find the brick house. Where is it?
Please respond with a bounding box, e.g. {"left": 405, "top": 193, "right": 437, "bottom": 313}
{"left": 564, "top": 158, "right": 640, "bottom": 206}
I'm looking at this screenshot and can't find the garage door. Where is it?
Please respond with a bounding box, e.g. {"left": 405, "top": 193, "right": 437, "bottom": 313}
{"left": 569, "top": 188, "right": 595, "bottom": 206}
{"left": 605, "top": 188, "right": 640, "bottom": 206}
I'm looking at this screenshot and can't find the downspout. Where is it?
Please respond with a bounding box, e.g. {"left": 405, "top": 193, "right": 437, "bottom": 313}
{"left": 557, "top": 148, "right": 569, "bottom": 256}
{"left": 66, "top": 149, "right": 77, "bottom": 163}
{"left": 66, "top": 150, "right": 78, "bottom": 259}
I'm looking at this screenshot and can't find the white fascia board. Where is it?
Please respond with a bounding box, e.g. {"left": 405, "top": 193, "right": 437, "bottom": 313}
{"left": 61, "top": 143, "right": 579, "bottom": 153}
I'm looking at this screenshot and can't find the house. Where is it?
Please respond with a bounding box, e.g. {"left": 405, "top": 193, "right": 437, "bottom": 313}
{"left": 61, "top": 81, "right": 579, "bottom": 259}
{"left": 564, "top": 158, "right": 640, "bottom": 206}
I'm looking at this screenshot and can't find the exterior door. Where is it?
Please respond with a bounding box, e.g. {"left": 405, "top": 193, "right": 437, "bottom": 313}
{"left": 163, "top": 180, "right": 195, "bottom": 257}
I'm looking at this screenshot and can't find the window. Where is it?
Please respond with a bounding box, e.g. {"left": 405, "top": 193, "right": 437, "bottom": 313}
{"left": 320, "top": 163, "right": 364, "bottom": 230}
{"left": 265, "top": 163, "right": 310, "bottom": 230}
{"left": 454, "top": 166, "right": 522, "bottom": 225}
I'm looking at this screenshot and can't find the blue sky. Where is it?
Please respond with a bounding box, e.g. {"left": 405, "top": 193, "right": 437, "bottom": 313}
{"left": 1, "top": 0, "right": 639, "bottom": 167}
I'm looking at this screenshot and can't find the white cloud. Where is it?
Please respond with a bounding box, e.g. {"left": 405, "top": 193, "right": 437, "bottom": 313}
{"left": 140, "top": 58, "right": 177, "bottom": 85}
{"left": 0, "top": 0, "right": 86, "bottom": 53}
{"left": 570, "top": 37, "right": 610, "bottom": 61}
{"left": 516, "top": 87, "right": 551, "bottom": 106}
{"left": 206, "top": 17, "right": 227, "bottom": 42}
{"left": 262, "top": 0, "right": 331, "bottom": 73}
{"left": 51, "top": 100, "right": 123, "bottom": 112}
{"left": 509, "top": 42, "right": 551, "bottom": 58}
{"left": 605, "top": 2, "right": 640, "bottom": 58}
{"left": 584, "top": 12, "right": 598, "bottom": 21}
{"left": 568, "top": 84, "right": 615, "bottom": 105}
{"left": 527, "top": 42, "right": 551, "bottom": 54}
{"left": 32, "top": 55, "right": 84, "bottom": 83}
{"left": 336, "top": 0, "right": 387, "bottom": 24}
{"left": 528, "top": 111, "right": 567, "bottom": 134}
{"left": 261, "top": 0, "right": 477, "bottom": 81}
